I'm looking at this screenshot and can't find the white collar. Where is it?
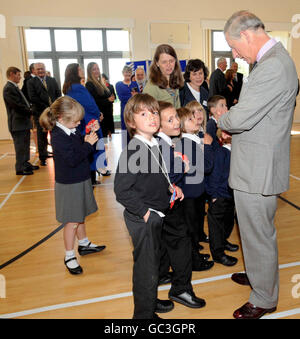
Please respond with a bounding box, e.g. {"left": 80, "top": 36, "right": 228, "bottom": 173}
{"left": 134, "top": 134, "right": 159, "bottom": 147}
{"left": 157, "top": 131, "right": 173, "bottom": 146}
{"left": 56, "top": 121, "right": 76, "bottom": 136}
{"left": 8, "top": 80, "right": 19, "bottom": 87}
{"left": 210, "top": 116, "right": 218, "bottom": 124}
{"left": 181, "top": 133, "right": 201, "bottom": 144}
{"left": 223, "top": 144, "right": 231, "bottom": 151}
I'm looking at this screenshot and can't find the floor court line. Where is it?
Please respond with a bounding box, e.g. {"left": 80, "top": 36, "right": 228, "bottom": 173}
{"left": 0, "top": 153, "right": 8, "bottom": 160}
{"left": 1, "top": 261, "right": 299, "bottom": 319}
{"left": 0, "top": 176, "right": 26, "bottom": 210}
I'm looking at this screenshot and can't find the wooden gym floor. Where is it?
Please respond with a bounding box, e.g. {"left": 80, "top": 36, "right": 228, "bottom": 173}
{"left": 0, "top": 125, "right": 299, "bottom": 319}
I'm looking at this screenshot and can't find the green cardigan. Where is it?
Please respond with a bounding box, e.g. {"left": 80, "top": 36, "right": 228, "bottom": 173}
{"left": 143, "top": 81, "right": 181, "bottom": 108}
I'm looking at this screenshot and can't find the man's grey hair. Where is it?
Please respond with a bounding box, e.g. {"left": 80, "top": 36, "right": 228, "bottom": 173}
{"left": 217, "top": 57, "right": 227, "bottom": 66}
{"left": 224, "top": 10, "right": 265, "bottom": 39}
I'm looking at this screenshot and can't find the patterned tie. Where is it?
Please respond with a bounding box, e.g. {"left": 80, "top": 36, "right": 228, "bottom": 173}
{"left": 42, "top": 78, "right": 52, "bottom": 105}
{"left": 139, "top": 83, "right": 143, "bottom": 92}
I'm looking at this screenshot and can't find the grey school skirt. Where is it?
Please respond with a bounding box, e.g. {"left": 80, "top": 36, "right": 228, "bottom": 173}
{"left": 55, "top": 178, "right": 98, "bottom": 223}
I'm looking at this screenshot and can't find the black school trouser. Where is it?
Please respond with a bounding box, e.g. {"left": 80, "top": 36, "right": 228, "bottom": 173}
{"left": 182, "top": 197, "right": 205, "bottom": 263}
{"left": 124, "top": 209, "right": 163, "bottom": 319}
{"left": 207, "top": 197, "right": 235, "bottom": 258}
{"left": 160, "top": 201, "right": 193, "bottom": 296}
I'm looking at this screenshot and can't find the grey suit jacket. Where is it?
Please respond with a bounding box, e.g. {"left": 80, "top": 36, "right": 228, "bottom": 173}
{"left": 218, "top": 42, "right": 298, "bottom": 195}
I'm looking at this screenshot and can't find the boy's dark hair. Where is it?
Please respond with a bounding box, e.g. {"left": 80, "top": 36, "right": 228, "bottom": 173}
{"left": 207, "top": 95, "right": 226, "bottom": 113}
{"left": 124, "top": 93, "right": 160, "bottom": 138}
{"left": 158, "top": 101, "right": 174, "bottom": 117}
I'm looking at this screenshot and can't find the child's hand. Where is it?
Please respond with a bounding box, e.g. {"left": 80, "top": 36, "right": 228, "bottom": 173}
{"left": 99, "top": 113, "right": 104, "bottom": 122}
{"left": 90, "top": 120, "right": 100, "bottom": 132}
{"left": 174, "top": 185, "right": 184, "bottom": 201}
{"left": 174, "top": 152, "right": 190, "bottom": 173}
{"left": 204, "top": 133, "right": 213, "bottom": 145}
{"left": 85, "top": 131, "right": 98, "bottom": 145}
{"left": 143, "top": 210, "right": 150, "bottom": 223}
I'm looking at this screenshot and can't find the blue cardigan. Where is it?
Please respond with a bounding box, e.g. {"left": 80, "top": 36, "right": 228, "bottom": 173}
{"left": 206, "top": 146, "right": 233, "bottom": 199}
{"left": 67, "top": 84, "right": 107, "bottom": 170}
{"left": 115, "top": 81, "right": 139, "bottom": 130}
{"left": 179, "top": 82, "right": 209, "bottom": 121}
{"left": 174, "top": 136, "right": 214, "bottom": 198}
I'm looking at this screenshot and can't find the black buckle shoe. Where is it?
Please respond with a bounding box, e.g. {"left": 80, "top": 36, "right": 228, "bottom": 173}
{"left": 64, "top": 257, "right": 83, "bottom": 275}
{"left": 78, "top": 242, "right": 106, "bottom": 256}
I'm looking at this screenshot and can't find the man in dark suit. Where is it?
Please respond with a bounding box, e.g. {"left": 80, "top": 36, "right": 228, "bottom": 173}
{"left": 231, "top": 61, "right": 243, "bottom": 99}
{"left": 208, "top": 57, "right": 231, "bottom": 99}
{"left": 3, "top": 67, "right": 39, "bottom": 175}
{"left": 27, "top": 62, "right": 61, "bottom": 166}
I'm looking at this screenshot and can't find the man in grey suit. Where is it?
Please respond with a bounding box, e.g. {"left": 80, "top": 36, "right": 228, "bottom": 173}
{"left": 3, "top": 67, "right": 39, "bottom": 175}
{"left": 218, "top": 11, "right": 298, "bottom": 319}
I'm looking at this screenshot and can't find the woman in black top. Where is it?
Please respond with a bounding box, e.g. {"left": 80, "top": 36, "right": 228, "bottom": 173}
{"left": 86, "top": 62, "right": 115, "bottom": 138}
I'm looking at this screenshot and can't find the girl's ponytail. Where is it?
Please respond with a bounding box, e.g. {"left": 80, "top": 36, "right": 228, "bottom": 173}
{"left": 40, "top": 107, "right": 57, "bottom": 131}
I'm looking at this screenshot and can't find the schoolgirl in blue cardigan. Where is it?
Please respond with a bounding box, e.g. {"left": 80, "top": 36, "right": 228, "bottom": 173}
{"left": 175, "top": 107, "right": 214, "bottom": 271}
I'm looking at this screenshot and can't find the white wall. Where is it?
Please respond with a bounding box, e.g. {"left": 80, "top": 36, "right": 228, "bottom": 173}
{"left": 0, "top": 0, "right": 300, "bottom": 139}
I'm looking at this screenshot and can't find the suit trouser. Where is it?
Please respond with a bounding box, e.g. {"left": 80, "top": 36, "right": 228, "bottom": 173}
{"left": 161, "top": 201, "right": 193, "bottom": 296}
{"left": 11, "top": 130, "right": 30, "bottom": 172}
{"left": 34, "top": 116, "right": 48, "bottom": 161}
{"left": 124, "top": 209, "right": 163, "bottom": 319}
{"left": 234, "top": 190, "right": 279, "bottom": 308}
{"left": 207, "top": 197, "right": 235, "bottom": 258}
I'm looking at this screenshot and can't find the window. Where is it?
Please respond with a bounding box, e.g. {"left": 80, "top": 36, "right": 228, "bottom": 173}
{"left": 54, "top": 29, "right": 78, "bottom": 51}
{"left": 24, "top": 28, "right": 130, "bottom": 89}
{"left": 211, "top": 30, "right": 249, "bottom": 76}
{"left": 25, "top": 28, "right": 130, "bottom": 125}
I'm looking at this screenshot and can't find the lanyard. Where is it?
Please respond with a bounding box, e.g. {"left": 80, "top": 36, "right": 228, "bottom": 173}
{"left": 143, "top": 143, "right": 172, "bottom": 189}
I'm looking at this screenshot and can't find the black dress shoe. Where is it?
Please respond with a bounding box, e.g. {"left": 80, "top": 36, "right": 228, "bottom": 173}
{"left": 64, "top": 257, "right": 83, "bottom": 275}
{"left": 158, "top": 272, "right": 173, "bottom": 285}
{"left": 169, "top": 292, "right": 206, "bottom": 309}
{"left": 213, "top": 254, "right": 238, "bottom": 266}
{"left": 192, "top": 260, "right": 214, "bottom": 271}
{"left": 100, "top": 170, "right": 111, "bottom": 176}
{"left": 225, "top": 240, "right": 239, "bottom": 252}
{"left": 16, "top": 170, "right": 34, "bottom": 175}
{"left": 199, "top": 234, "right": 209, "bottom": 243}
{"left": 78, "top": 242, "right": 106, "bottom": 256}
{"left": 199, "top": 253, "right": 210, "bottom": 261}
{"left": 40, "top": 160, "right": 47, "bottom": 166}
{"left": 25, "top": 162, "right": 40, "bottom": 171}
{"left": 155, "top": 299, "right": 174, "bottom": 313}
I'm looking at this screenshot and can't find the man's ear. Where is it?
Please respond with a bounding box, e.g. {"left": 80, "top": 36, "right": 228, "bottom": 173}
{"left": 240, "top": 30, "right": 251, "bottom": 44}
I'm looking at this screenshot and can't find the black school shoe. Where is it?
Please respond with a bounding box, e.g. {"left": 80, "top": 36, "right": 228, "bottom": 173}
{"left": 64, "top": 257, "right": 83, "bottom": 275}
{"left": 155, "top": 299, "right": 174, "bottom": 313}
{"left": 169, "top": 291, "right": 206, "bottom": 309}
{"left": 78, "top": 242, "right": 106, "bottom": 256}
